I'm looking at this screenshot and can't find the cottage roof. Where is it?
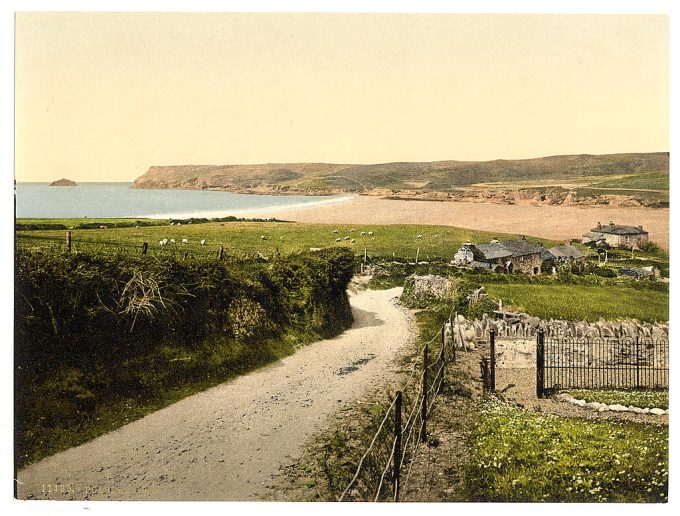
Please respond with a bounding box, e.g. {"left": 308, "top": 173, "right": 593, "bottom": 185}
{"left": 475, "top": 242, "right": 511, "bottom": 259}
{"left": 540, "top": 248, "right": 556, "bottom": 261}
{"left": 547, "top": 244, "right": 584, "bottom": 260}
{"left": 475, "top": 239, "right": 543, "bottom": 260}
{"left": 591, "top": 223, "right": 647, "bottom": 235}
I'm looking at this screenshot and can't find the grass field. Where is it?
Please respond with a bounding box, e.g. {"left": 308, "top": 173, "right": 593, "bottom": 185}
{"left": 16, "top": 219, "right": 559, "bottom": 261}
{"left": 467, "top": 398, "right": 668, "bottom": 502}
{"left": 590, "top": 171, "right": 669, "bottom": 191}
{"left": 482, "top": 283, "right": 668, "bottom": 322}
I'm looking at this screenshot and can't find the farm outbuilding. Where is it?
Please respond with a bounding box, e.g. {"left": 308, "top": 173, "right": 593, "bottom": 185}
{"left": 452, "top": 237, "right": 545, "bottom": 275}
{"left": 582, "top": 221, "right": 649, "bottom": 249}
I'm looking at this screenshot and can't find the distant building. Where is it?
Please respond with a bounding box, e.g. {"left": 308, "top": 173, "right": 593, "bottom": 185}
{"left": 453, "top": 237, "right": 545, "bottom": 275}
{"left": 582, "top": 221, "right": 649, "bottom": 249}
{"left": 543, "top": 242, "right": 585, "bottom": 262}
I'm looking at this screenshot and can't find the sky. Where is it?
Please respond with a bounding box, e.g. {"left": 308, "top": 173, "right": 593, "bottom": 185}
{"left": 14, "top": 12, "right": 669, "bottom": 182}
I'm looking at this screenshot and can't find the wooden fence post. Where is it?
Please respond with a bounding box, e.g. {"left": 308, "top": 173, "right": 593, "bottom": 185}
{"left": 66, "top": 231, "right": 72, "bottom": 253}
{"left": 393, "top": 391, "right": 402, "bottom": 502}
{"left": 536, "top": 328, "right": 545, "bottom": 398}
{"left": 635, "top": 334, "right": 641, "bottom": 389}
{"left": 438, "top": 326, "right": 446, "bottom": 393}
{"left": 217, "top": 245, "right": 224, "bottom": 261}
{"left": 450, "top": 313, "right": 456, "bottom": 363}
{"left": 141, "top": 242, "right": 148, "bottom": 256}
{"left": 421, "top": 346, "right": 428, "bottom": 443}
{"left": 489, "top": 328, "right": 496, "bottom": 392}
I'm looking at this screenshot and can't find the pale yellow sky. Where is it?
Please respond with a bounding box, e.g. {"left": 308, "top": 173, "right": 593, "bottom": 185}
{"left": 15, "top": 13, "right": 668, "bottom": 182}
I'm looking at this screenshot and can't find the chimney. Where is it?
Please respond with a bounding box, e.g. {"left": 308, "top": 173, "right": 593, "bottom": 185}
{"left": 638, "top": 226, "right": 643, "bottom": 232}
{"left": 609, "top": 221, "right": 614, "bottom": 226}
{"left": 597, "top": 222, "right": 601, "bottom": 229}
{"left": 565, "top": 239, "right": 572, "bottom": 246}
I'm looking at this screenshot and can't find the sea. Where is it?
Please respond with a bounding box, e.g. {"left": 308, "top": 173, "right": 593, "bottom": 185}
{"left": 15, "top": 182, "right": 351, "bottom": 219}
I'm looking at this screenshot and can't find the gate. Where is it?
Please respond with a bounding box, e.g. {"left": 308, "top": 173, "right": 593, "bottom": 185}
{"left": 536, "top": 329, "right": 668, "bottom": 397}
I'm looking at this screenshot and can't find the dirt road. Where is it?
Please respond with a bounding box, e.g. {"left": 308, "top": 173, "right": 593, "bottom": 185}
{"left": 16, "top": 286, "right": 412, "bottom": 501}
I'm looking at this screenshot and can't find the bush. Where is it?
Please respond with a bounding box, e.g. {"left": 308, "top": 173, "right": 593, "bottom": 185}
{"left": 15, "top": 247, "right": 355, "bottom": 466}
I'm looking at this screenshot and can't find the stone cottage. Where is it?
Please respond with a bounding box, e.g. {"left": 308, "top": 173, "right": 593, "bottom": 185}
{"left": 453, "top": 237, "right": 545, "bottom": 275}
{"left": 582, "top": 221, "right": 649, "bottom": 249}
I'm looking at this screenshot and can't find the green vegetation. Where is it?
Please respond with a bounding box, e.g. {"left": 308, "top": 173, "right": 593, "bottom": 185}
{"left": 133, "top": 153, "right": 668, "bottom": 193}
{"left": 590, "top": 171, "right": 669, "bottom": 190}
{"left": 564, "top": 389, "right": 668, "bottom": 410}
{"left": 483, "top": 283, "right": 668, "bottom": 322}
{"left": 16, "top": 220, "right": 557, "bottom": 262}
{"left": 467, "top": 398, "right": 668, "bottom": 502}
{"left": 15, "top": 247, "right": 354, "bottom": 467}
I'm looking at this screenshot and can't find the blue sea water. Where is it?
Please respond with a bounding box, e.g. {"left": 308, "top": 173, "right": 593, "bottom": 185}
{"left": 15, "top": 183, "right": 350, "bottom": 219}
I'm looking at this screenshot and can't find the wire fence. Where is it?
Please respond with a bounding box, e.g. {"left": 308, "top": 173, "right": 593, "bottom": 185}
{"left": 15, "top": 231, "right": 278, "bottom": 264}
{"left": 338, "top": 311, "right": 463, "bottom": 502}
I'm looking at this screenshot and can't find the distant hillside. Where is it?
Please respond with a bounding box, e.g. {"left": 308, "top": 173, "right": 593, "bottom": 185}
{"left": 132, "top": 153, "right": 669, "bottom": 205}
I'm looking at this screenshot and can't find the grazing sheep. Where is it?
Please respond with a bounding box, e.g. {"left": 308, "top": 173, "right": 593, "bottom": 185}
{"left": 182, "top": 238, "right": 189, "bottom": 244}
{"left": 136, "top": 225, "right": 140, "bottom": 229}
{"left": 200, "top": 239, "right": 206, "bottom": 246}
{"left": 261, "top": 235, "right": 267, "bottom": 240}
{"left": 332, "top": 229, "right": 339, "bottom": 234}
{"left": 349, "top": 229, "right": 355, "bottom": 233}
{"left": 170, "top": 239, "right": 176, "bottom": 244}
{"left": 416, "top": 234, "right": 423, "bottom": 239}
{"left": 177, "top": 222, "right": 181, "bottom": 226}
{"left": 170, "top": 222, "right": 174, "bottom": 226}
{"left": 99, "top": 225, "right": 107, "bottom": 229}
{"left": 360, "top": 231, "right": 366, "bottom": 235}
{"left": 159, "top": 240, "right": 166, "bottom": 246}
{"left": 368, "top": 231, "right": 373, "bottom": 236}
{"left": 350, "top": 238, "right": 356, "bottom": 244}
{"left": 335, "top": 237, "right": 342, "bottom": 242}
{"left": 344, "top": 236, "right": 350, "bottom": 240}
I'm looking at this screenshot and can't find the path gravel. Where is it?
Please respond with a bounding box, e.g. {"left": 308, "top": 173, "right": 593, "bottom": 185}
{"left": 16, "top": 286, "right": 411, "bottom": 501}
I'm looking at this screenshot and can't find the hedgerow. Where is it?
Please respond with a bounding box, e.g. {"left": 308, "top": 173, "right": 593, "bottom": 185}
{"left": 15, "top": 247, "right": 354, "bottom": 467}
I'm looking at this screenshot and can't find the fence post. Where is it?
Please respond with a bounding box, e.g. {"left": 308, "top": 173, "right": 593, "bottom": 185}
{"left": 66, "top": 231, "right": 72, "bottom": 253}
{"left": 489, "top": 328, "right": 496, "bottom": 392}
{"left": 437, "top": 326, "right": 446, "bottom": 393}
{"left": 635, "top": 334, "right": 641, "bottom": 388}
{"left": 536, "top": 328, "right": 545, "bottom": 398}
{"left": 450, "top": 313, "right": 456, "bottom": 363}
{"left": 393, "top": 391, "right": 402, "bottom": 502}
{"left": 217, "top": 245, "right": 224, "bottom": 261}
{"left": 421, "top": 346, "right": 428, "bottom": 443}
{"left": 141, "top": 242, "right": 148, "bottom": 256}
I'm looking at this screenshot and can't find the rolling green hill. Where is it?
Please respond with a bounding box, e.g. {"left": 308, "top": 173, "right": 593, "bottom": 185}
{"left": 132, "top": 152, "right": 669, "bottom": 195}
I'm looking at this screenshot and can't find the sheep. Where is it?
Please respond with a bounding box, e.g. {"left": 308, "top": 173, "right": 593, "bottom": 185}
{"left": 350, "top": 238, "right": 356, "bottom": 244}
{"left": 99, "top": 225, "right": 107, "bottom": 229}
{"left": 159, "top": 240, "right": 166, "bottom": 246}
{"left": 416, "top": 234, "right": 423, "bottom": 239}
{"left": 332, "top": 229, "right": 339, "bottom": 234}
{"left": 360, "top": 231, "right": 366, "bottom": 235}
{"left": 349, "top": 229, "right": 355, "bottom": 233}
{"left": 170, "top": 238, "right": 176, "bottom": 244}
{"left": 260, "top": 235, "right": 267, "bottom": 240}
{"left": 344, "top": 236, "right": 350, "bottom": 241}
{"left": 368, "top": 231, "right": 373, "bottom": 236}
{"left": 177, "top": 222, "right": 181, "bottom": 226}
{"left": 182, "top": 238, "right": 189, "bottom": 244}
{"left": 135, "top": 225, "right": 140, "bottom": 229}
{"left": 335, "top": 237, "right": 342, "bottom": 242}
{"left": 200, "top": 239, "right": 206, "bottom": 246}
{"left": 170, "top": 222, "right": 174, "bottom": 226}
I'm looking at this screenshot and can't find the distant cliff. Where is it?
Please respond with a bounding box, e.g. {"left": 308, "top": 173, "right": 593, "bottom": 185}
{"left": 131, "top": 152, "right": 669, "bottom": 207}
{"left": 49, "top": 178, "right": 77, "bottom": 186}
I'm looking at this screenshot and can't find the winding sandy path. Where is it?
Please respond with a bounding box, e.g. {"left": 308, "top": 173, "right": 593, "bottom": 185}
{"left": 16, "top": 287, "right": 411, "bottom": 501}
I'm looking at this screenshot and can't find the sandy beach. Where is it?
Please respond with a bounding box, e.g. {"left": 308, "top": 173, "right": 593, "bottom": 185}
{"left": 247, "top": 196, "right": 670, "bottom": 251}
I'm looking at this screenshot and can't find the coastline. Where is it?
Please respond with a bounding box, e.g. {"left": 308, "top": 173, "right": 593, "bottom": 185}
{"left": 242, "top": 196, "right": 670, "bottom": 251}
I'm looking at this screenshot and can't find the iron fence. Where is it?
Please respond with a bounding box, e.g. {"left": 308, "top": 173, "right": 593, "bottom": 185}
{"left": 537, "top": 330, "right": 668, "bottom": 396}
